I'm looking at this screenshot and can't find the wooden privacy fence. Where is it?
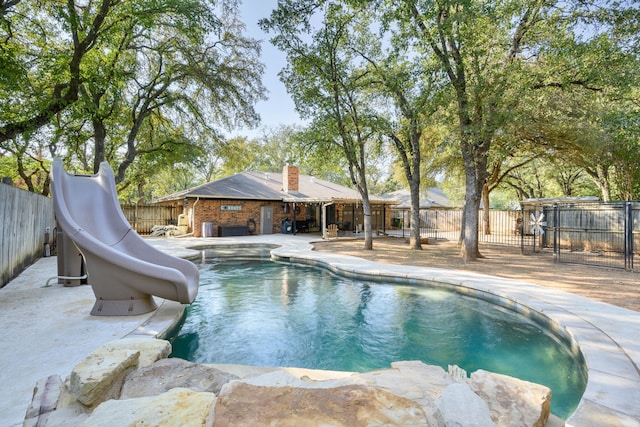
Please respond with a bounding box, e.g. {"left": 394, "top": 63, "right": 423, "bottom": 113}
{"left": 120, "top": 204, "right": 181, "bottom": 235}
{"left": 1, "top": 183, "right": 55, "bottom": 287}
{"left": 1, "top": 193, "right": 179, "bottom": 286}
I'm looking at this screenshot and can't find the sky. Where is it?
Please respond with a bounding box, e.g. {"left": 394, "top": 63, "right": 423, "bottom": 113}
{"left": 235, "top": 1, "right": 302, "bottom": 139}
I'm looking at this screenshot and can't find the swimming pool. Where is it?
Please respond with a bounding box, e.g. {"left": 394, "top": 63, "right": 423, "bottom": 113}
{"left": 168, "top": 248, "right": 587, "bottom": 418}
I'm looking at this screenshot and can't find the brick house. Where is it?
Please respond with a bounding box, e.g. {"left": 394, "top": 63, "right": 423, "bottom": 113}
{"left": 153, "top": 165, "right": 395, "bottom": 238}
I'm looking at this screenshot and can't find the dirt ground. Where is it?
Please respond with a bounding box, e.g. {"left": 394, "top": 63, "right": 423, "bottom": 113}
{"left": 312, "top": 237, "right": 640, "bottom": 312}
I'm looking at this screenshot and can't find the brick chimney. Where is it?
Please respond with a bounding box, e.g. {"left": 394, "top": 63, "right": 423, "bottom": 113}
{"left": 283, "top": 164, "right": 299, "bottom": 193}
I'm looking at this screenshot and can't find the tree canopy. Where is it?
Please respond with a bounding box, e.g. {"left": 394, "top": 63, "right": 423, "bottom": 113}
{"left": 0, "top": 0, "right": 266, "bottom": 193}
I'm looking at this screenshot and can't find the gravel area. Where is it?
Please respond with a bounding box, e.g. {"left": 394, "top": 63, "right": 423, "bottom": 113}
{"left": 313, "top": 237, "right": 640, "bottom": 312}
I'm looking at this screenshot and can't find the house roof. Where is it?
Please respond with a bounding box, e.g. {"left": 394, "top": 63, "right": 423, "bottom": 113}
{"left": 380, "top": 187, "right": 452, "bottom": 209}
{"left": 153, "top": 171, "right": 393, "bottom": 204}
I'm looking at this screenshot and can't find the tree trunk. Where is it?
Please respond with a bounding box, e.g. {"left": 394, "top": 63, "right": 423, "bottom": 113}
{"left": 461, "top": 184, "right": 482, "bottom": 261}
{"left": 408, "top": 178, "right": 422, "bottom": 250}
{"left": 356, "top": 158, "right": 374, "bottom": 250}
{"left": 482, "top": 183, "right": 491, "bottom": 235}
{"left": 362, "top": 197, "right": 373, "bottom": 250}
{"left": 460, "top": 146, "right": 485, "bottom": 261}
{"left": 585, "top": 165, "right": 611, "bottom": 202}
{"left": 92, "top": 118, "right": 106, "bottom": 173}
{"left": 137, "top": 178, "right": 146, "bottom": 205}
{"left": 458, "top": 208, "right": 465, "bottom": 248}
{"left": 596, "top": 165, "right": 611, "bottom": 202}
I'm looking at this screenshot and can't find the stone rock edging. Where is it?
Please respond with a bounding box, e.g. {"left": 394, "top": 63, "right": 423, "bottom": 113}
{"left": 24, "top": 338, "right": 555, "bottom": 426}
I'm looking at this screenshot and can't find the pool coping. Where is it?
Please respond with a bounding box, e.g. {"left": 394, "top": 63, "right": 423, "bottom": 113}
{"left": 169, "top": 236, "right": 640, "bottom": 426}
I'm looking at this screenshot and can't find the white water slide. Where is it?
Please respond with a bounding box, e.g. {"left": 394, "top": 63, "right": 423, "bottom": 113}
{"left": 51, "top": 158, "right": 199, "bottom": 316}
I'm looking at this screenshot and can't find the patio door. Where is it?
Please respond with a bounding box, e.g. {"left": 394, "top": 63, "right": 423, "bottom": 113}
{"left": 260, "top": 206, "right": 273, "bottom": 234}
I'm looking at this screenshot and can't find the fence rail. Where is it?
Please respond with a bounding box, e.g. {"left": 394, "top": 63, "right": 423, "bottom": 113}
{"left": 1, "top": 184, "right": 55, "bottom": 287}
{"left": 391, "top": 208, "right": 524, "bottom": 246}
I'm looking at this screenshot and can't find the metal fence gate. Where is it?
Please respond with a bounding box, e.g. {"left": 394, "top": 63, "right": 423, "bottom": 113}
{"left": 521, "top": 200, "right": 639, "bottom": 271}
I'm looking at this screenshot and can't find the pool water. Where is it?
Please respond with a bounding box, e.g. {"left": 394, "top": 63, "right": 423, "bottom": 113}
{"left": 168, "top": 252, "right": 587, "bottom": 418}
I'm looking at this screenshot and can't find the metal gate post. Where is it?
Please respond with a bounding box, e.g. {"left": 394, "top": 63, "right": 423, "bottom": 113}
{"left": 553, "top": 203, "right": 559, "bottom": 263}
{"left": 625, "top": 201, "right": 633, "bottom": 271}
{"left": 520, "top": 204, "right": 524, "bottom": 254}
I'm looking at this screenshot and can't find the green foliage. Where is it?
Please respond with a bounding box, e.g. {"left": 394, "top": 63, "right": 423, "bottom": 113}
{"left": 498, "top": 157, "right": 598, "bottom": 203}
{"left": 0, "top": 151, "right": 51, "bottom": 195}
{"left": 118, "top": 161, "right": 204, "bottom": 203}
{"left": 601, "top": 103, "right": 640, "bottom": 200}
{"left": 0, "top": 0, "right": 266, "bottom": 195}
{"left": 263, "top": 1, "right": 386, "bottom": 195}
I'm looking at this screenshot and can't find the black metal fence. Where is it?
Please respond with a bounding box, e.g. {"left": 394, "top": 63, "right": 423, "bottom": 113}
{"left": 393, "top": 202, "right": 640, "bottom": 272}
{"left": 391, "top": 208, "right": 458, "bottom": 241}
{"left": 522, "top": 200, "right": 639, "bottom": 271}
{"left": 391, "top": 208, "right": 523, "bottom": 245}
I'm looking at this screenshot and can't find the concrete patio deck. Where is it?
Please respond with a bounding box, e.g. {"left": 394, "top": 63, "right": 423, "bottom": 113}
{"left": 1, "top": 234, "right": 638, "bottom": 426}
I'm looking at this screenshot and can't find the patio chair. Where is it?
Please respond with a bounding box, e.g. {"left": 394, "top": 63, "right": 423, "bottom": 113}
{"left": 326, "top": 223, "right": 339, "bottom": 239}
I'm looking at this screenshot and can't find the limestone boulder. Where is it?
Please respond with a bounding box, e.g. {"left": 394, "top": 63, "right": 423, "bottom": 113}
{"left": 79, "top": 387, "right": 216, "bottom": 427}
{"left": 468, "top": 370, "right": 552, "bottom": 427}
{"left": 120, "top": 357, "right": 239, "bottom": 399}
{"left": 25, "top": 399, "right": 90, "bottom": 427}
{"left": 99, "top": 337, "right": 172, "bottom": 368}
{"left": 23, "top": 339, "right": 556, "bottom": 427}
{"left": 434, "top": 382, "right": 496, "bottom": 427}
{"left": 359, "top": 361, "right": 454, "bottom": 424}
{"left": 213, "top": 381, "right": 428, "bottom": 427}
{"left": 385, "top": 361, "right": 455, "bottom": 401}
{"left": 69, "top": 348, "right": 139, "bottom": 407}
{"left": 238, "top": 369, "right": 367, "bottom": 389}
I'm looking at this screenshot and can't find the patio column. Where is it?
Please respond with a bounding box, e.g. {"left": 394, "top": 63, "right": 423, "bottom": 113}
{"left": 322, "top": 202, "right": 333, "bottom": 239}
